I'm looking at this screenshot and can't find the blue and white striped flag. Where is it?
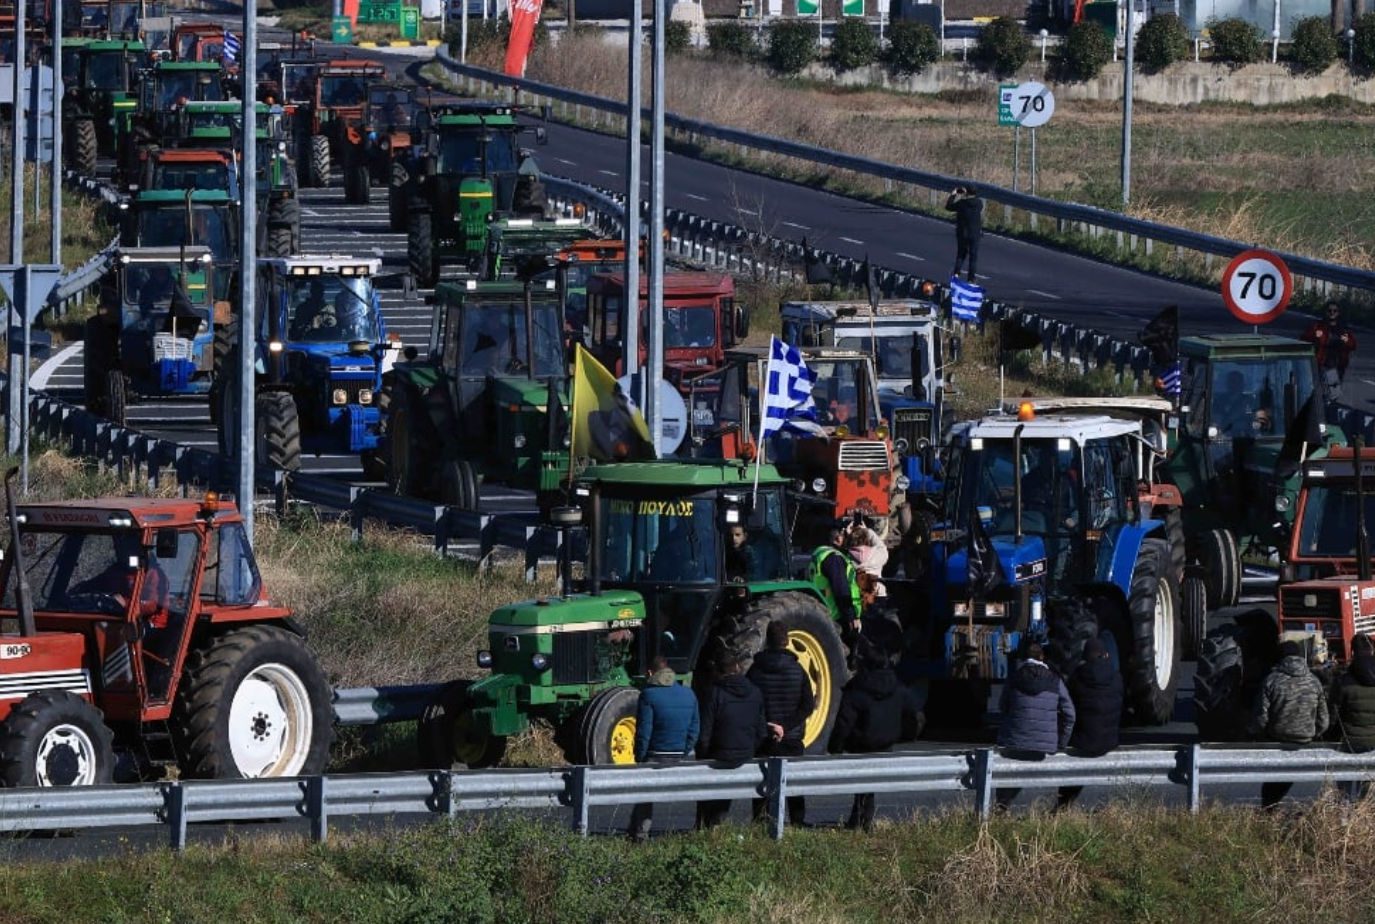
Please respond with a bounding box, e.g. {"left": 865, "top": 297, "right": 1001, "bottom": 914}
{"left": 223, "top": 31, "right": 241, "bottom": 65}
{"left": 1156, "top": 361, "right": 1182, "bottom": 397}
{"left": 950, "top": 276, "right": 984, "bottom": 322}
{"left": 762, "top": 336, "right": 825, "bottom": 439}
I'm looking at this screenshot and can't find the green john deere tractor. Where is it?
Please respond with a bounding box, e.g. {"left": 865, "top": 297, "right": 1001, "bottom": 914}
{"left": 62, "top": 38, "right": 144, "bottom": 176}
{"left": 416, "top": 460, "right": 849, "bottom": 767}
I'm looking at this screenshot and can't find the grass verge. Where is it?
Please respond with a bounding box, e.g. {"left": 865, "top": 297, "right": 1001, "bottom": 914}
{"left": 0, "top": 166, "right": 112, "bottom": 273}
{"left": 4, "top": 798, "right": 1375, "bottom": 921}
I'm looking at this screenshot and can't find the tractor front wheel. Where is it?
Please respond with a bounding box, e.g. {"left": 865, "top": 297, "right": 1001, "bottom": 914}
{"left": 1198, "top": 528, "right": 1241, "bottom": 609}
{"left": 106, "top": 370, "right": 127, "bottom": 426}
{"left": 1194, "top": 609, "right": 1278, "bottom": 740}
{"left": 417, "top": 680, "right": 506, "bottom": 770}
{"left": 82, "top": 316, "right": 115, "bottom": 416}
{"left": 440, "top": 458, "right": 480, "bottom": 510}
{"left": 385, "top": 391, "right": 419, "bottom": 496}
{"left": 388, "top": 170, "right": 408, "bottom": 232}
{"left": 0, "top": 691, "right": 115, "bottom": 787}
{"left": 308, "top": 135, "right": 331, "bottom": 188}
{"left": 408, "top": 210, "right": 437, "bottom": 288}
{"left": 1124, "top": 539, "right": 1181, "bottom": 725}
{"left": 351, "top": 164, "right": 371, "bottom": 205}
{"left": 1182, "top": 575, "right": 1208, "bottom": 660}
{"left": 71, "top": 119, "right": 97, "bottom": 177}
{"left": 256, "top": 391, "right": 302, "bottom": 472}
{"left": 174, "top": 624, "right": 333, "bottom": 779}
{"left": 575, "top": 686, "right": 640, "bottom": 765}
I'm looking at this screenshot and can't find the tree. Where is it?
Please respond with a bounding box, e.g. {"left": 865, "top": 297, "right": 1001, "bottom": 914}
{"left": 1207, "top": 17, "right": 1261, "bottom": 65}
{"left": 665, "top": 20, "right": 692, "bottom": 54}
{"left": 1057, "top": 21, "right": 1112, "bottom": 81}
{"left": 1134, "top": 13, "right": 1190, "bottom": 72}
{"left": 883, "top": 21, "right": 940, "bottom": 75}
{"left": 1353, "top": 11, "right": 1375, "bottom": 71}
{"left": 707, "top": 21, "right": 756, "bottom": 59}
{"left": 830, "top": 19, "right": 878, "bottom": 72}
{"left": 766, "top": 19, "right": 817, "bottom": 75}
{"left": 975, "top": 16, "right": 1030, "bottom": 77}
{"left": 1290, "top": 16, "right": 1338, "bottom": 73}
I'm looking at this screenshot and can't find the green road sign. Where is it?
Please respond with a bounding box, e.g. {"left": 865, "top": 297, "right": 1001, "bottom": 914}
{"left": 797, "top": 0, "right": 819, "bottom": 14}
{"left": 400, "top": 6, "right": 419, "bottom": 39}
{"left": 998, "top": 82, "right": 1018, "bottom": 126}
{"left": 332, "top": 15, "right": 353, "bottom": 43}
{"left": 842, "top": 0, "right": 863, "bottom": 13}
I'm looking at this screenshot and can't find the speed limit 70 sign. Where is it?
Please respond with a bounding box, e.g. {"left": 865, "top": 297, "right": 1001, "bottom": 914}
{"left": 1221, "top": 249, "right": 1292, "bottom": 325}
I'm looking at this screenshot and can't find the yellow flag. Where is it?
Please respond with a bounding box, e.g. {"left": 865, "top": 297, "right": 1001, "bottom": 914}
{"left": 571, "top": 345, "right": 656, "bottom": 462}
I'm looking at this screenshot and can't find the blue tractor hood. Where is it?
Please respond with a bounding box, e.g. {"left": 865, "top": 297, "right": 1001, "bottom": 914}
{"left": 944, "top": 533, "right": 1048, "bottom": 596}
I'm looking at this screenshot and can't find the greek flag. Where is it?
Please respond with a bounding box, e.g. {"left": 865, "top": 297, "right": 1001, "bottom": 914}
{"left": 223, "top": 31, "right": 241, "bottom": 65}
{"left": 762, "top": 336, "right": 824, "bottom": 439}
{"left": 950, "top": 277, "right": 984, "bottom": 322}
{"left": 1157, "top": 361, "right": 1182, "bottom": 397}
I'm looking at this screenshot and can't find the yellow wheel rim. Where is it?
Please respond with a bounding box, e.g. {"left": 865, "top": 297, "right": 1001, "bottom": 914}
{"left": 451, "top": 710, "right": 489, "bottom": 767}
{"left": 788, "top": 629, "right": 832, "bottom": 747}
{"left": 609, "top": 715, "right": 638, "bottom": 764}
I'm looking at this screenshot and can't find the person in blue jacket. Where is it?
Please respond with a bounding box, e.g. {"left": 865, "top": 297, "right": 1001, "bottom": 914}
{"left": 628, "top": 656, "right": 700, "bottom": 843}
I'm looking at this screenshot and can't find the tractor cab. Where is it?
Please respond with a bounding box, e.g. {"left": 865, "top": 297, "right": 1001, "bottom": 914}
{"left": 418, "top": 460, "right": 846, "bottom": 768}
{"left": 62, "top": 38, "right": 144, "bottom": 175}
{"left": 483, "top": 216, "right": 587, "bottom": 282}
{"left": 384, "top": 277, "right": 570, "bottom": 507}
{"left": 139, "top": 59, "right": 224, "bottom": 112}
{"left": 341, "top": 81, "right": 425, "bottom": 206}
{"left": 556, "top": 239, "right": 626, "bottom": 339}
{"left": 140, "top": 148, "right": 238, "bottom": 198}
{"left": 930, "top": 407, "right": 1181, "bottom": 725}
{"left": 121, "top": 189, "right": 238, "bottom": 300}
{"left": 171, "top": 22, "right": 225, "bottom": 62}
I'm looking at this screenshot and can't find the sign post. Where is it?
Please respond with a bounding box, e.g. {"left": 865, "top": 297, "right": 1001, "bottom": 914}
{"left": 1000, "top": 81, "right": 1054, "bottom": 195}
{"left": 1221, "top": 249, "right": 1293, "bottom": 327}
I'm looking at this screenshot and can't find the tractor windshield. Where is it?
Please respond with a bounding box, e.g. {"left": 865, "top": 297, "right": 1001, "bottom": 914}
{"left": 122, "top": 261, "right": 210, "bottom": 314}
{"left": 1295, "top": 484, "right": 1375, "bottom": 559}
{"left": 598, "top": 494, "right": 718, "bottom": 584}
{"left": 948, "top": 437, "right": 1084, "bottom": 539}
{"left": 85, "top": 51, "right": 125, "bottom": 89}
{"left": 458, "top": 301, "right": 563, "bottom": 379}
{"left": 157, "top": 70, "right": 222, "bottom": 108}
{"left": 664, "top": 304, "right": 716, "bottom": 349}
{"left": 320, "top": 75, "right": 367, "bottom": 106}
{"left": 137, "top": 206, "right": 233, "bottom": 258}
{"left": 1202, "top": 357, "right": 1316, "bottom": 440}
{"left": 438, "top": 129, "right": 518, "bottom": 175}
{"left": 153, "top": 161, "right": 230, "bottom": 192}
{"left": 3, "top": 529, "right": 144, "bottom": 616}
{"left": 283, "top": 275, "right": 378, "bottom": 344}
{"left": 809, "top": 358, "right": 878, "bottom": 432}
{"left": 368, "top": 88, "right": 415, "bottom": 127}
{"left": 835, "top": 333, "right": 926, "bottom": 382}
{"left": 186, "top": 109, "right": 235, "bottom": 130}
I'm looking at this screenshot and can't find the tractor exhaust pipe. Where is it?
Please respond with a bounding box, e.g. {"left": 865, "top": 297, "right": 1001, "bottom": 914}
{"left": 4, "top": 468, "right": 34, "bottom": 637}
{"left": 1013, "top": 423, "right": 1025, "bottom": 545}
{"left": 1358, "top": 438, "right": 1371, "bottom": 583}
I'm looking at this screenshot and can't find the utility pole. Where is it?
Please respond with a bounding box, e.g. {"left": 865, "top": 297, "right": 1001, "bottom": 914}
{"left": 239, "top": 0, "right": 259, "bottom": 539}
{"left": 645, "top": 0, "right": 666, "bottom": 450}
{"left": 623, "top": 1, "right": 642, "bottom": 401}
{"left": 7, "top": 0, "right": 27, "bottom": 455}
{"left": 1120, "top": 0, "right": 1134, "bottom": 206}
{"left": 51, "top": 0, "right": 61, "bottom": 265}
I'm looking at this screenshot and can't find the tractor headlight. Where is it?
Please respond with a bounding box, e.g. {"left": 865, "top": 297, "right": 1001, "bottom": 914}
{"left": 562, "top": 432, "right": 571, "bottom": 448}
{"left": 513, "top": 433, "right": 527, "bottom": 449}
{"left": 476, "top": 650, "right": 493, "bottom": 668}
{"left": 895, "top": 474, "right": 911, "bottom": 491}
{"left": 531, "top": 652, "right": 549, "bottom": 671}
{"left": 894, "top": 437, "right": 909, "bottom": 454}
{"left": 332, "top": 388, "right": 348, "bottom": 405}
{"left": 811, "top": 477, "right": 827, "bottom": 493}
{"left": 1275, "top": 494, "right": 1291, "bottom": 513}
{"left": 268, "top": 341, "right": 284, "bottom": 353}
{"left": 358, "top": 388, "right": 373, "bottom": 405}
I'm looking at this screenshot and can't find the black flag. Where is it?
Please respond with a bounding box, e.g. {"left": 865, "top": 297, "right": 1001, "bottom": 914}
{"left": 998, "top": 319, "right": 1042, "bottom": 355}
{"left": 1276, "top": 393, "right": 1325, "bottom": 479}
{"left": 966, "top": 511, "right": 1006, "bottom": 598}
{"left": 802, "top": 237, "right": 833, "bottom": 285}
{"left": 1138, "top": 305, "right": 1179, "bottom": 369}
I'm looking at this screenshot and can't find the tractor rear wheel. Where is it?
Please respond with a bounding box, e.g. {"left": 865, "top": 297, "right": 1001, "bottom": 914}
{"left": 256, "top": 391, "right": 302, "bottom": 472}
{"left": 1198, "top": 528, "right": 1241, "bottom": 609}
{"left": 106, "top": 370, "right": 127, "bottom": 426}
{"left": 1181, "top": 575, "right": 1208, "bottom": 660}
{"left": 352, "top": 164, "right": 371, "bottom": 205}
{"left": 267, "top": 224, "right": 294, "bottom": 259}
{"left": 408, "top": 210, "right": 437, "bottom": 288}
{"left": 575, "top": 686, "right": 640, "bottom": 765}
{"left": 1195, "top": 609, "right": 1278, "bottom": 740}
{"left": 0, "top": 691, "right": 115, "bottom": 787}
{"left": 308, "top": 134, "right": 331, "bottom": 188}
{"left": 82, "top": 316, "right": 115, "bottom": 415}
{"left": 1124, "top": 539, "right": 1181, "bottom": 725}
{"left": 385, "top": 390, "right": 420, "bottom": 496}
{"left": 1163, "top": 506, "right": 1186, "bottom": 585}
{"left": 174, "top": 624, "right": 333, "bottom": 779}
{"left": 440, "top": 458, "right": 479, "bottom": 510}
{"left": 417, "top": 680, "right": 506, "bottom": 769}
{"left": 712, "top": 591, "right": 845, "bottom": 753}
{"left": 388, "top": 169, "right": 408, "bottom": 232}
{"left": 71, "top": 119, "right": 97, "bottom": 177}
{"left": 1047, "top": 597, "right": 1105, "bottom": 678}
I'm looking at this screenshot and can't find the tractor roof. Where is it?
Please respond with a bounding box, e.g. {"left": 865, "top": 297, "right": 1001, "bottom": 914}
{"left": 116, "top": 245, "right": 213, "bottom": 263}
{"left": 133, "top": 189, "right": 233, "bottom": 204}
{"left": 17, "top": 496, "right": 241, "bottom": 529}
{"left": 579, "top": 459, "right": 789, "bottom": 489}
{"left": 726, "top": 345, "right": 873, "bottom": 364}
{"left": 85, "top": 38, "right": 143, "bottom": 51}
{"left": 154, "top": 148, "right": 232, "bottom": 163}
{"left": 960, "top": 413, "right": 1141, "bottom": 443}
{"left": 155, "top": 59, "right": 221, "bottom": 71}
{"left": 781, "top": 299, "right": 938, "bottom": 321}
{"left": 184, "top": 100, "right": 273, "bottom": 113}
{"left": 594, "top": 272, "right": 734, "bottom": 297}
{"left": 1024, "top": 396, "right": 1172, "bottom": 423}
{"left": 258, "top": 254, "right": 381, "bottom": 276}
{"left": 436, "top": 277, "right": 560, "bottom": 302}
{"left": 1180, "top": 334, "right": 1312, "bottom": 356}
{"left": 433, "top": 104, "right": 519, "bottom": 127}
{"left": 173, "top": 22, "right": 225, "bottom": 34}
{"left": 560, "top": 240, "right": 626, "bottom": 262}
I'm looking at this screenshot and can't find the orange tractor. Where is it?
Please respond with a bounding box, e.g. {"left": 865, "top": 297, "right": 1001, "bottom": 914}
{"left": 290, "top": 58, "right": 386, "bottom": 188}
{"left": 0, "top": 474, "right": 333, "bottom": 786}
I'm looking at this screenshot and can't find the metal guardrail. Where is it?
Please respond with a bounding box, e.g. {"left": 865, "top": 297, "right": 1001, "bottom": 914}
{"left": 436, "top": 51, "right": 1375, "bottom": 295}
{"left": 331, "top": 683, "right": 442, "bottom": 725}
{"left": 3, "top": 745, "right": 1374, "bottom": 848}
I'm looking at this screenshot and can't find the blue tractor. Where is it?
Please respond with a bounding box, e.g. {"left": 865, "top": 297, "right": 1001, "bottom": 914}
{"left": 926, "top": 406, "right": 1182, "bottom": 727}
{"left": 214, "top": 255, "right": 400, "bottom": 476}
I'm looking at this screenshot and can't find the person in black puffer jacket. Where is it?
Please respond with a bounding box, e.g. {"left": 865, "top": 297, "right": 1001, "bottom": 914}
{"left": 995, "top": 642, "right": 1075, "bottom": 811}
{"left": 1334, "top": 634, "right": 1375, "bottom": 754}
{"left": 696, "top": 653, "right": 767, "bottom": 829}
{"left": 1056, "top": 637, "right": 1123, "bottom": 809}
{"left": 748, "top": 620, "right": 816, "bottom": 826}
{"left": 830, "top": 623, "right": 906, "bottom": 831}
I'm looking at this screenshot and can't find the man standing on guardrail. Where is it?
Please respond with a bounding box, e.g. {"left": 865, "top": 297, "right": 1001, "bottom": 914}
{"left": 994, "top": 641, "right": 1075, "bottom": 811}
{"left": 945, "top": 186, "right": 984, "bottom": 283}
{"left": 696, "top": 653, "right": 767, "bottom": 830}
{"left": 628, "top": 657, "right": 700, "bottom": 844}
{"left": 1301, "top": 301, "right": 1358, "bottom": 407}
{"left": 749, "top": 620, "right": 815, "bottom": 828}
{"left": 1253, "top": 640, "right": 1329, "bottom": 809}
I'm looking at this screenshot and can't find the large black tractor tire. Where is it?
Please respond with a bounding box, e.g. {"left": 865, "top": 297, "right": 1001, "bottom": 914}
{"left": 1163, "top": 505, "right": 1187, "bottom": 586}
{"left": 360, "top": 378, "right": 393, "bottom": 483}
{"left": 385, "top": 388, "right": 421, "bottom": 497}
{"left": 82, "top": 316, "right": 116, "bottom": 415}
{"left": 1047, "top": 597, "right": 1105, "bottom": 679}
{"left": 572, "top": 686, "right": 641, "bottom": 766}
{"left": 1181, "top": 575, "right": 1208, "bottom": 660}
{"left": 417, "top": 680, "right": 506, "bottom": 770}
{"left": 1198, "top": 528, "right": 1241, "bottom": 609}
{"left": 212, "top": 366, "right": 239, "bottom": 456}
{"left": 308, "top": 134, "right": 331, "bottom": 188}
{"left": 349, "top": 164, "right": 371, "bottom": 205}
{"left": 106, "top": 370, "right": 127, "bottom": 426}
{"left": 712, "top": 591, "right": 846, "bottom": 753}
{"left": 71, "top": 118, "right": 97, "bottom": 178}
{"left": 1124, "top": 538, "right": 1182, "bottom": 725}
{"left": 388, "top": 166, "right": 409, "bottom": 232}
{"left": 0, "top": 691, "right": 115, "bottom": 787}
{"left": 173, "top": 624, "right": 334, "bottom": 779}
{"left": 267, "top": 224, "right": 295, "bottom": 259}
{"left": 1194, "top": 608, "right": 1279, "bottom": 740}
{"left": 266, "top": 197, "right": 300, "bottom": 257}
{"left": 440, "top": 458, "right": 480, "bottom": 510}
{"left": 256, "top": 391, "right": 303, "bottom": 472}
{"left": 408, "top": 210, "right": 437, "bottom": 289}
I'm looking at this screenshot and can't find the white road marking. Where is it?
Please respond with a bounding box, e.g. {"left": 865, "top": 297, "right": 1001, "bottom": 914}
{"left": 782, "top": 221, "right": 809, "bottom": 230}
{"left": 839, "top": 236, "right": 864, "bottom": 245}
{"left": 684, "top": 193, "right": 708, "bottom": 202}
{"left": 598, "top": 169, "right": 619, "bottom": 177}
{"left": 736, "top": 207, "right": 758, "bottom": 216}
{"left": 554, "top": 157, "right": 578, "bottom": 166}
{"left": 1026, "top": 289, "right": 1062, "bottom": 301}
{"left": 895, "top": 251, "right": 924, "bottom": 262}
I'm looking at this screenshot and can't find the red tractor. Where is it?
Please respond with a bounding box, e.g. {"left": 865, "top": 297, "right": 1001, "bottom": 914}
{"left": 0, "top": 473, "right": 333, "bottom": 786}
{"left": 292, "top": 58, "right": 386, "bottom": 188}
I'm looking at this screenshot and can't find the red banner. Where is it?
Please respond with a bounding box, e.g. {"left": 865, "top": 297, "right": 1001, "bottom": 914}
{"left": 504, "top": 0, "right": 544, "bottom": 77}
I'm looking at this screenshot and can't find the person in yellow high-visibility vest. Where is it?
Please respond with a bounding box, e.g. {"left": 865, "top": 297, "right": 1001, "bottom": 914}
{"left": 810, "top": 521, "right": 862, "bottom": 646}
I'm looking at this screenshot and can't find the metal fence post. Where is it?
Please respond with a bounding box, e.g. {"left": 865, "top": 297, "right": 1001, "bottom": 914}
{"left": 166, "top": 782, "right": 188, "bottom": 850}
{"left": 764, "top": 756, "right": 787, "bottom": 840}
{"left": 1187, "top": 744, "right": 1201, "bottom": 814}
{"left": 571, "top": 765, "right": 590, "bottom": 836}
{"left": 973, "top": 748, "right": 994, "bottom": 820}
{"left": 308, "top": 775, "right": 328, "bottom": 843}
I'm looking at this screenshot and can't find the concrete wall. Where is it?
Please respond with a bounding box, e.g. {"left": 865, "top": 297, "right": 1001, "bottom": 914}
{"left": 812, "top": 59, "right": 1375, "bottom": 105}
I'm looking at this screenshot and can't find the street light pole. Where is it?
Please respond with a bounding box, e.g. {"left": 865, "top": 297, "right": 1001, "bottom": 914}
{"left": 1120, "top": 0, "right": 1134, "bottom": 206}
{"left": 239, "top": 0, "right": 259, "bottom": 540}
{"left": 623, "top": 3, "right": 642, "bottom": 397}
{"left": 646, "top": 0, "right": 666, "bottom": 450}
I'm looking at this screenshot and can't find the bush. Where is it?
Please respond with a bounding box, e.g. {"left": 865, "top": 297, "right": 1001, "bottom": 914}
{"left": 1289, "top": 16, "right": 1337, "bottom": 72}
{"left": 448, "top": 15, "right": 548, "bottom": 59}
{"left": 707, "top": 20, "right": 756, "bottom": 59}
{"left": 974, "top": 16, "right": 1030, "bottom": 77}
{"left": 829, "top": 18, "right": 878, "bottom": 72}
{"left": 883, "top": 20, "right": 940, "bottom": 75}
{"left": 1134, "top": 13, "right": 1190, "bottom": 72}
{"left": 1207, "top": 16, "right": 1261, "bottom": 65}
{"left": 766, "top": 19, "right": 817, "bottom": 74}
{"left": 665, "top": 19, "right": 692, "bottom": 53}
{"left": 1353, "top": 11, "right": 1375, "bottom": 71}
{"left": 1057, "top": 20, "right": 1112, "bottom": 80}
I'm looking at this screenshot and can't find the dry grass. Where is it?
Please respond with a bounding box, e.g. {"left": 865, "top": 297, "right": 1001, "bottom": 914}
{"left": 0, "top": 166, "right": 112, "bottom": 273}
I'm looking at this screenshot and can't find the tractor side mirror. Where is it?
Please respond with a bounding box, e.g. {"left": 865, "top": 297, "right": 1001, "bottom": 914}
{"left": 746, "top": 502, "right": 767, "bottom": 530}
{"left": 154, "top": 527, "right": 179, "bottom": 559}
{"left": 734, "top": 305, "right": 748, "bottom": 340}
{"left": 911, "top": 346, "right": 926, "bottom": 402}
{"left": 949, "top": 335, "right": 962, "bottom": 364}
